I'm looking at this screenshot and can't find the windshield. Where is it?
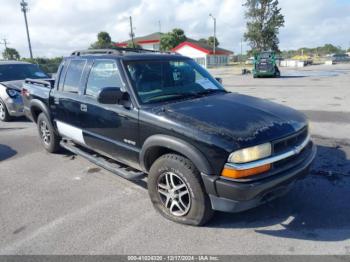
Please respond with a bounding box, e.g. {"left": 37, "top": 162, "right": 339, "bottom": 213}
{"left": 0, "top": 64, "right": 48, "bottom": 82}
{"left": 259, "top": 52, "right": 273, "bottom": 59}
{"left": 125, "top": 59, "right": 225, "bottom": 104}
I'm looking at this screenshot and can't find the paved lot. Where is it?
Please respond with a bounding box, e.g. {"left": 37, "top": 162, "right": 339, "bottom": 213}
{"left": 0, "top": 64, "right": 350, "bottom": 255}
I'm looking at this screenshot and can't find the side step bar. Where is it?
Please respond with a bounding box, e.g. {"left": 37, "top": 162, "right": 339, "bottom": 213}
{"left": 60, "top": 140, "right": 146, "bottom": 180}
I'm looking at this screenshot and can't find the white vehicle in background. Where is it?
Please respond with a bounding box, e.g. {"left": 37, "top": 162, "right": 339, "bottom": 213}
{"left": 0, "top": 61, "right": 48, "bottom": 121}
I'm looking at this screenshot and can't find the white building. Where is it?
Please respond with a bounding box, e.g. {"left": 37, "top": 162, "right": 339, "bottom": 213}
{"left": 115, "top": 33, "right": 233, "bottom": 68}
{"left": 115, "top": 32, "right": 161, "bottom": 51}
{"left": 172, "top": 40, "right": 233, "bottom": 68}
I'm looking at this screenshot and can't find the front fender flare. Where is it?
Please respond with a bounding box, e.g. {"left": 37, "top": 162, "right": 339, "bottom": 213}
{"left": 140, "top": 134, "right": 214, "bottom": 174}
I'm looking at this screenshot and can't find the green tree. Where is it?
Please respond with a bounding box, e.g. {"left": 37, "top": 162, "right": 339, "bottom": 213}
{"left": 126, "top": 42, "right": 142, "bottom": 49}
{"left": 208, "top": 36, "right": 219, "bottom": 48}
{"left": 22, "top": 57, "right": 63, "bottom": 74}
{"left": 90, "top": 31, "right": 113, "bottom": 49}
{"left": 243, "top": 0, "right": 285, "bottom": 53}
{"left": 160, "top": 28, "right": 187, "bottom": 51}
{"left": 322, "top": 44, "right": 343, "bottom": 54}
{"left": 2, "top": 47, "right": 20, "bottom": 60}
{"left": 198, "top": 38, "right": 208, "bottom": 44}
{"left": 280, "top": 44, "right": 346, "bottom": 58}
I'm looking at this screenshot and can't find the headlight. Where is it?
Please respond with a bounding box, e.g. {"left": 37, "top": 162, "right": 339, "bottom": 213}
{"left": 228, "top": 143, "right": 272, "bottom": 163}
{"left": 6, "top": 88, "right": 18, "bottom": 98}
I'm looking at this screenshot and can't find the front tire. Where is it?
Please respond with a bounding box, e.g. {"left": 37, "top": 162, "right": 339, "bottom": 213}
{"left": 0, "top": 99, "right": 11, "bottom": 122}
{"left": 37, "top": 113, "right": 60, "bottom": 153}
{"left": 148, "top": 154, "right": 213, "bottom": 226}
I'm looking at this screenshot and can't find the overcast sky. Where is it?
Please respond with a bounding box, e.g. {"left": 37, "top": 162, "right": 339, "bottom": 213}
{"left": 0, "top": 0, "right": 349, "bottom": 58}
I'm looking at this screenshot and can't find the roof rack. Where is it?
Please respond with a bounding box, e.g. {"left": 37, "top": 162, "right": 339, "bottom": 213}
{"left": 71, "top": 47, "right": 174, "bottom": 56}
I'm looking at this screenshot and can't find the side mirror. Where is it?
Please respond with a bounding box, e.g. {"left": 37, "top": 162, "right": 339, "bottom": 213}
{"left": 97, "top": 87, "right": 125, "bottom": 105}
{"left": 215, "top": 77, "right": 223, "bottom": 84}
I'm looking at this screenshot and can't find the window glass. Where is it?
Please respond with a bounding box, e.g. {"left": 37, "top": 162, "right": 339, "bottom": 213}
{"left": 0, "top": 64, "right": 48, "bottom": 82}
{"left": 125, "top": 59, "right": 224, "bottom": 104}
{"left": 57, "top": 62, "right": 65, "bottom": 91}
{"left": 63, "top": 59, "right": 86, "bottom": 93}
{"left": 85, "top": 60, "right": 122, "bottom": 98}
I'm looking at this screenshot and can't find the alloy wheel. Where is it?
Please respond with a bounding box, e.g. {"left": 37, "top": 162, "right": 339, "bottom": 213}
{"left": 157, "top": 172, "right": 191, "bottom": 217}
{"left": 40, "top": 120, "right": 51, "bottom": 146}
{"left": 0, "top": 102, "right": 5, "bottom": 120}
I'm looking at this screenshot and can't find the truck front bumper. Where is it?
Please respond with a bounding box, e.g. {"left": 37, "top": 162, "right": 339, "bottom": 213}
{"left": 202, "top": 142, "right": 317, "bottom": 213}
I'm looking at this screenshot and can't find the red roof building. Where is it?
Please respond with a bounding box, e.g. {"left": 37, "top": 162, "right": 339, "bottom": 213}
{"left": 115, "top": 32, "right": 234, "bottom": 68}
{"left": 172, "top": 39, "right": 233, "bottom": 68}
{"left": 114, "top": 32, "right": 162, "bottom": 50}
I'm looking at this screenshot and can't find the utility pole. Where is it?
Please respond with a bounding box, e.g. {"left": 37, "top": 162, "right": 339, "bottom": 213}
{"left": 0, "top": 38, "right": 9, "bottom": 49}
{"left": 209, "top": 14, "right": 216, "bottom": 55}
{"left": 240, "top": 38, "right": 243, "bottom": 66}
{"left": 158, "top": 20, "right": 161, "bottom": 33}
{"left": 20, "top": 0, "right": 33, "bottom": 59}
{"left": 129, "top": 16, "right": 135, "bottom": 48}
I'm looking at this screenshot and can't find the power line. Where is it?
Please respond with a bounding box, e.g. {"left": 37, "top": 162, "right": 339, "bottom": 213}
{"left": 20, "top": 0, "right": 33, "bottom": 59}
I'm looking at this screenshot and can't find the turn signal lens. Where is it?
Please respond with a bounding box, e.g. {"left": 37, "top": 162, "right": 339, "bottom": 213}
{"left": 221, "top": 164, "right": 271, "bottom": 179}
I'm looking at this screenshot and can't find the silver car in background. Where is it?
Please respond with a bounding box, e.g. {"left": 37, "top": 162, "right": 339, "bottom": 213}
{"left": 0, "top": 61, "right": 48, "bottom": 121}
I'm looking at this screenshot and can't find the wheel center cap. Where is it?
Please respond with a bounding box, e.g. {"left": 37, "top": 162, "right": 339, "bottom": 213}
{"left": 169, "top": 190, "right": 176, "bottom": 199}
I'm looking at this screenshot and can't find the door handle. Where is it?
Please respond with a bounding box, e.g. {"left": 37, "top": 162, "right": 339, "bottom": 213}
{"left": 80, "top": 104, "right": 87, "bottom": 112}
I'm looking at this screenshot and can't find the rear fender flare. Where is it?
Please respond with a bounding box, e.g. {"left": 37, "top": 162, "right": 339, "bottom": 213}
{"left": 30, "top": 99, "right": 52, "bottom": 124}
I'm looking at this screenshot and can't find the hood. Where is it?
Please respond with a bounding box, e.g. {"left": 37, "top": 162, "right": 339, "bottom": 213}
{"left": 0, "top": 80, "right": 24, "bottom": 91}
{"left": 151, "top": 93, "right": 307, "bottom": 149}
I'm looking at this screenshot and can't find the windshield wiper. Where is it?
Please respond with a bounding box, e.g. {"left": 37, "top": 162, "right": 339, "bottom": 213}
{"left": 194, "top": 89, "right": 226, "bottom": 96}
{"left": 145, "top": 93, "right": 197, "bottom": 103}
{"left": 145, "top": 89, "right": 226, "bottom": 104}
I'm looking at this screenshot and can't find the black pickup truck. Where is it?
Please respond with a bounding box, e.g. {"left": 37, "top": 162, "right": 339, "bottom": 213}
{"left": 22, "top": 48, "right": 316, "bottom": 226}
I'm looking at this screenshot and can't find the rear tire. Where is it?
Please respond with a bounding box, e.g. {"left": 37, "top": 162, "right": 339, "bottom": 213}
{"left": 148, "top": 153, "right": 214, "bottom": 226}
{"left": 275, "top": 66, "right": 281, "bottom": 77}
{"left": 0, "top": 99, "right": 11, "bottom": 122}
{"left": 37, "top": 113, "right": 60, "bottom": 153}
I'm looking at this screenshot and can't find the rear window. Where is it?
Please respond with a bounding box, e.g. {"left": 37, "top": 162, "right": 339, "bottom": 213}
{"left": 62, "top": 59, "right": 87, "bottom": 93}
{"left": 0, "top": 64, "right": 48, "bottom": 82}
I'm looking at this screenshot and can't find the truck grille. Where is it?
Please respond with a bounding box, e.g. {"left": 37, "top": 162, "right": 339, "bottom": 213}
{"left": 257, "top": 62, "right": 273, "bottom": 72}
{"left": 272, "top": 127, "right": 310, "bottom": 170}
{"left": 272, "top": 127, "right": 308, "bottom": 155}
{"left": 273, "top": 142, "right": 312, "bottom": 169}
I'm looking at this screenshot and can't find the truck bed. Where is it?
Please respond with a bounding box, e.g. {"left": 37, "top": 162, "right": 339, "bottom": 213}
{"left": 22, "top": 78, "right": 55, "bottom": 121}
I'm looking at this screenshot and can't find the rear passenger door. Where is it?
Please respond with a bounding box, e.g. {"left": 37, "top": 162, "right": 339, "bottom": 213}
{"left": 80, "top": 59, "right": 140, "bottom": 168}
{"left": 52, "top": 58, "right": 88, "bottom": 145}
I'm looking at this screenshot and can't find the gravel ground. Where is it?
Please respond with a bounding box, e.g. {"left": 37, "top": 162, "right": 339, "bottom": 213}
{"left": 0, "top": 64, "right": 349, "bottom": 255}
